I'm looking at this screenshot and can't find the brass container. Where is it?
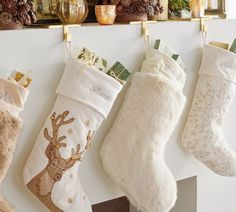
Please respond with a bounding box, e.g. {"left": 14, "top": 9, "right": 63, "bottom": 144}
{"left": 190, "top": 0, "right": 205, "bottom": 18}
{"left": 57, "top": 0, "right": 88, "bottom": 24}
{"left": 95, "top": 5, "right": 116, "bottom": 25}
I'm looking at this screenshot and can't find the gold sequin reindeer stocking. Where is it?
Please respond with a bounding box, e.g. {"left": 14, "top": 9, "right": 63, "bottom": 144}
{"left": 23, "top": 58, "right": 123, "bottom": 212}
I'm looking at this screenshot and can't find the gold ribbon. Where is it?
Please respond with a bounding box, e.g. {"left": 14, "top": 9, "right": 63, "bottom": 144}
{"left": 109, "top": 70, "right": 126, "bottom": 85}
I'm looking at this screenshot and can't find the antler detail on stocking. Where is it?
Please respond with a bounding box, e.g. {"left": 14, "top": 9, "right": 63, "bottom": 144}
{"left": 43, "top": 111, "right": 96, "bottom": 170}
{"left": 44, "top": 111, "right": 74, "bottom": 159}
{"left": 65, "top": 130, "right": 96, "bottom": 168}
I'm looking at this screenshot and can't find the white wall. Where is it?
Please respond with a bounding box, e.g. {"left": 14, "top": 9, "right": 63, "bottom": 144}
{"left": 0, "top": 19, "right": 236, "bottom": 212}
{"left": 226, "top": 0, "right": 236, "bottom": 19}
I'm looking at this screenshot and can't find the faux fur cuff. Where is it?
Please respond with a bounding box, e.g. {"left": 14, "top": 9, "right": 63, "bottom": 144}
{"left": 0, "top": 109, "right": 22, "bottom": 212}
{"left": 0, "top": 110, "right": 22, "bottom": 183}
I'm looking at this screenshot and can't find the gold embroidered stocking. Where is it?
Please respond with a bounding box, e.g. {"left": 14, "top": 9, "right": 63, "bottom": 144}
{"left": 23, "top": 58, "right": 122, "bottom": 212}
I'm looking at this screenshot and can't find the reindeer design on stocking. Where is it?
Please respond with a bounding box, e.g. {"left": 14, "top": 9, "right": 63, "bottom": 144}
{"left": 27, "top": 111, "right": 95, "bottom": 212}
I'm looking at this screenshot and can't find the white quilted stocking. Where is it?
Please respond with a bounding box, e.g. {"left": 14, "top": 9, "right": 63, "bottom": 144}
{"left": 101, "top": 48, "right": 186, "bottom": 212}
{"left": 23, "top": 58, "right": 122, "bottom": 212}
{"left": 182, "top": 44, "right": 236, "bottom": 176}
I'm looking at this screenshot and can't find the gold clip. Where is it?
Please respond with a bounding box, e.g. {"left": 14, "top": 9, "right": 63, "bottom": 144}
{"left": 200, "top": 18, "right": 208, "bottom": 32}
{"left": 129, "top": 20, "right": 156, "bottom": 45}
{"left": 142, "top": 21, "right": 150, "bottom": 47}
{"left": 200, "top": 17, "right": 208, "bottom": 42}
{"left": 142, "top": 22, "right": 149, "bottom": 37}
{"left": 63, "top": 25, "right": 72, "bottom": 42}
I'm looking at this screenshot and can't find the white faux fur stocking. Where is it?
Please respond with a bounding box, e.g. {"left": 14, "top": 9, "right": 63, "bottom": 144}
{"left": 101, "top": 48, "right": 186, "bottom": 212}
{"left": 23, "top": 58, "right": 122, "bottom": 212}
{"left": 0, "top": 76, "right": 29, "bottom": 212}
{"left": 182, "top": 45, "right": 236, "bottom": 176}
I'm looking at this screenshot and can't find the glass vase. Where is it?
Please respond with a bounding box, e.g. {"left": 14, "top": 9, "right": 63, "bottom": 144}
{"left": 57, "top": 0, "right": 88, "bottom": 24}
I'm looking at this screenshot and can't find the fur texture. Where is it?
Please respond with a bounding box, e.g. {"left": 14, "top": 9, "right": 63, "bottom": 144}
{"left": 101, "top": 72, "right": 186, "bottom": 212}
{"left": 0, "top": 109, "right": 22, "bottom": 211}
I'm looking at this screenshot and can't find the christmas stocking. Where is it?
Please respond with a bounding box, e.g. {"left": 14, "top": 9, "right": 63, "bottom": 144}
{"left": 23, "top": 58, "right": 122, "bottom": 212}
{"left": 182, "top": 44, "right": 236, "bottom": 176}
{"left": 0, "top": 76, "right": 29, "bottom": 212}
{"left": 100, "top": 48, "right": 186, "bottom": 212}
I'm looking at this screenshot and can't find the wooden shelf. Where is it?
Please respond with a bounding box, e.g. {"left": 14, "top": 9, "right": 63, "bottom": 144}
{"left": 23, "top": 15, "right": 223, "bottom": 30}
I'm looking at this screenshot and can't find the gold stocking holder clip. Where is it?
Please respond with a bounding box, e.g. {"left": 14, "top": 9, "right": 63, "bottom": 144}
{"left": 63, "top": 25, "right": 72, "bottom": 56}
{"left": 63, "top": 25, "right": 72, "bottom": 42}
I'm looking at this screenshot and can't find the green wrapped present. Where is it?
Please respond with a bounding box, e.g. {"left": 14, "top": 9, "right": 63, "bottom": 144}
{"left": 107, "top": 62, "right": 131, "bottom": 85}
{"left": 230, "top": 39, "right": 236, "bottom": 54}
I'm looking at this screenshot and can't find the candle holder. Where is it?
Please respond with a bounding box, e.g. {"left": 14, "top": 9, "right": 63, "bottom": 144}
{"left": 95, "top": 5, "right": 116, "bottom": 25}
